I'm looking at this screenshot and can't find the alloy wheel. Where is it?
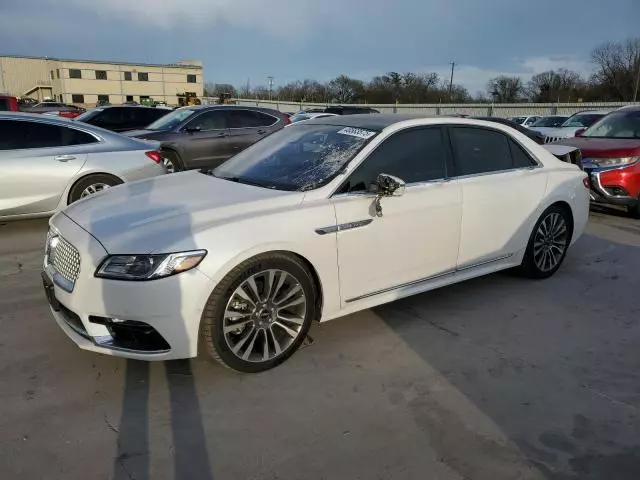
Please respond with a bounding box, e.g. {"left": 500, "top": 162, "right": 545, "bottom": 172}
{"left": 223, "top": 269, "right": 307, "bottom": 363}
{"left": 533, "top": 212, "right": 568, "bottom": 272}
{"left": 162, "top": 157, "right": 176, "bottom": 174}
{"left": 80, "top": 183, "right": 111, "bottom": 198}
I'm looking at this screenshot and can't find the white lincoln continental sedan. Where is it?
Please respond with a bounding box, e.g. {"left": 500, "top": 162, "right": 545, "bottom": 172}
{"left": 42, "top": 115, "right": 590, "bottom": 372}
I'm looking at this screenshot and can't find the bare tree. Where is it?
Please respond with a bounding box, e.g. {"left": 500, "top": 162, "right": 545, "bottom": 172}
{"left": 487, "top": 76, "right": 525, "bottom": 103}
{"left": 328, "top": 75, "right": 365, "bottom": 103}
{"left": 591, "top": 37, "right": 640, "bottom": 101}
{"left": 527, "top": 69, "right": 585, "bottom": 102}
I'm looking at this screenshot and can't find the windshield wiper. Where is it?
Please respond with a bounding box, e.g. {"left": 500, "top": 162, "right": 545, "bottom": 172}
{"left": 215, "top": 174, "right": 277, "bottom": 189}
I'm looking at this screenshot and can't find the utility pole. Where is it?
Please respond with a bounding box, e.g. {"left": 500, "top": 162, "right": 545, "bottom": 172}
{"left": 633, "top": 53, "right": 640, "bottom": 102}
{"left": 448, "top": 61, "right": 456, "bottom": 102}
{"left": 267, "top": 76, "right": 274, "bottom": 101}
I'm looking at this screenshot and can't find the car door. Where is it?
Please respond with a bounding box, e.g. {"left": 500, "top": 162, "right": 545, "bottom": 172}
{"left": 179, "top": 109, "right": 231, "bottom": 168}
{"left": 226, "top": 109, "right": 279, "bottom": 156}
{"left": 0, "top": 119, "right": 92, "bottom": 217}
{"left": 448, "top": 126, "right": 547, "bottom": 269}
{"left": 331, "top": 126, "right": 462, "bottom": 303}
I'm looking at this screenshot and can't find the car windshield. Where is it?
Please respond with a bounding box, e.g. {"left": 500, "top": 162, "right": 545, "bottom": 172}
{"left": 582, "top": 110, "right": 640, "bottom": 139}
{"left": 211, "top": 124, "right": 378, "bottom": 191}
{"left": 146, "top": 108, "right": 196, "bottom": 131}
{"left": 290, "top": 113, "right": 311, "bottom": 123}
{"left": 510, "top": 117, "right": 526, "bottom": 124}
{"left": 561, "top": 113, "right": 604, "bottom": 128}
{"left": 531, "top": 116, "right": 568, "bottom": 127}
{"left": 74, "top": 108, "right": 103, "bottom": 122}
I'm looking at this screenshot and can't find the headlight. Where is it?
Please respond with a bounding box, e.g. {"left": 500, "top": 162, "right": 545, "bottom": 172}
{"left": 96, "top": 250, "right": 206, "bottom": 280}
{"left": 592, "top": 156, "right": 639, "bottom": 167}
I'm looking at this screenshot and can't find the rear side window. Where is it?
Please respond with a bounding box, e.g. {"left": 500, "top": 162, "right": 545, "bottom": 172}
{"left": 227, "top": 110, "right": 277, "bottom": 128}
{"left": 339, "top": 127, "right": 447, "bottom": 193}
{"left": 450, "top": 127, "right": 534, "bottom": 176}
{"left": 186, "top": 110, "right": 227, "bottom": 130}
{"left": 0, "top": 120, "right": 98, "bottom": 150}
{"left": 0, "top": 99, "right": 9, "bottom": 111}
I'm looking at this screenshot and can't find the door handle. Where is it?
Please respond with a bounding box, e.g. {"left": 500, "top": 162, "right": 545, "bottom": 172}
{"left": 217, "top": 132, "right": 228, "bottom": 138}
{"left": 54, "top": 155, "right": 76, "bottom": 162}
{"left": 257, "top": 129, "right": 266, "bottom": 135}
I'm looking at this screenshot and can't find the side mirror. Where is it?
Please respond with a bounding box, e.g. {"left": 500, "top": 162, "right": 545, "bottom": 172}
{"left": 185, "top": 125, "right": 201, "bottom": 133}
{"left": 373, "top": 173, "right": 406, "bottom": 217}
{"left": 376, "top": 173, "right": 406, "bottom": 197}
{"left": 574, "top": 128, "right": 586, "bottom": 137}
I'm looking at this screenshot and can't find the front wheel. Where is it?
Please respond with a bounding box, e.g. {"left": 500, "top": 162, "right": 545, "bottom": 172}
{"left": 518, "top": 205, "right": 572, "bottom": 279}
{"left": 200, "top": 253, "right": 317, "bottom": 373}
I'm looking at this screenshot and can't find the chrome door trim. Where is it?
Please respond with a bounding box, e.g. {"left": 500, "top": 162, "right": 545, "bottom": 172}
{"left": 315, "top": 218, "right": 373, "bottom": 235}
{"left": 344, "top": 253, "right": 514, "bottom": 303}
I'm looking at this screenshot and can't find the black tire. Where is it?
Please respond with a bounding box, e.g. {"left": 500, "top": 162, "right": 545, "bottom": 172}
{"left": 68, "top": 173, "right": 123, "bottom": 204}
{"left": 200, "top": 252, "right": 317, "bottom": 373}
{"left": 161, "top": 150, "right": 185, "bottom": 173}
{"left": 518, "top": 204, "right": 573, "bottom": 279}
{"left": 626, "top": 199, "right": 640, "bottom": 219}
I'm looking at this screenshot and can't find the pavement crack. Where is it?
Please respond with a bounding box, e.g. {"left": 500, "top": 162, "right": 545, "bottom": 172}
{"left": 103, "top": 414, "right": 119, "bottom": 434}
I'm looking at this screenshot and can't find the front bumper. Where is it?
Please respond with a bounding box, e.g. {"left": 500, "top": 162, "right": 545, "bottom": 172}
{"left": 43, "top": 212, "right": 216, "bottom": 360}
{"left": 582, "top": 160, "right": 640, "bottom": 210}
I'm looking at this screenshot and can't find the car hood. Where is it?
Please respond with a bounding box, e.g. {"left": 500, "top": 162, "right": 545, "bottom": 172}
{"left": 530, "top": 126, "right": 562, "bottom": 134}
{"left": 62, "top": 171, "right": 305, "bottom": 253}
{"left": 555, "top": 137, "right": 640, "bottom": 158}
{"left": 540, "top": 127, "right": 582, "bottom": 138}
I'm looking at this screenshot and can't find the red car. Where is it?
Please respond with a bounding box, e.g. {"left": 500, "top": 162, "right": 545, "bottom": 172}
{"left": 559, "top": 106, "right": 640, "bottom": 217}
{"left": 0, "top": 94, "right": 18, "bottom": 112}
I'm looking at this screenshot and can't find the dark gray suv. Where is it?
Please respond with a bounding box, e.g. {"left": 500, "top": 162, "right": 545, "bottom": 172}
{"left": 125, "top": 105, "right": 288, "bottom": 172}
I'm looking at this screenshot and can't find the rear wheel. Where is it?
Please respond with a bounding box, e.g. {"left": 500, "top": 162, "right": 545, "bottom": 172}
{"left": 68, "top": 174, "right": 122, "bottom": 204}
{"left": 518, "top": 205, "right": 572, "bottom": 279}
{"left": 200, "top": 253, "right": 316, "bottom": 373}
{"left": 161, "top": 150, "right": 184, "bottom": 173}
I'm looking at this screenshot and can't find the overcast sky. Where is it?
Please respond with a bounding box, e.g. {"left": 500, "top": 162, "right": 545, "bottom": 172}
{"left": 0, "top": 0, "right": 638, "bottom": 94}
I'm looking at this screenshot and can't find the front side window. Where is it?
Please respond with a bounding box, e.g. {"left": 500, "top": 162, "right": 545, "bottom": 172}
{"left": 213, "top": 124, "right": 378, "bottom": 191}
{"left": 138, "top": 72, "right": 149, "bottom": 81}
{"left": 227, "top": 110, "right": 276, "bottom": 128}
{"left": 583, "top": 110, "right": 640, "bottom": 139}
{"left": 0, "top": 120, "right": 98, "bottom": 150}
{"left": 69, "top": 69, "right": 82, "bottom": 79}
{"left": 451, "top": 127, "right": 515, "bottom": 176}
{"left": 339, "top": 127, "right": 447, "bottom": 193}
{"left": 146, "top": 108, "right": 196, "bottom": 131}
{"left": 186, "top": 110, "right": 228, "bottom": 130}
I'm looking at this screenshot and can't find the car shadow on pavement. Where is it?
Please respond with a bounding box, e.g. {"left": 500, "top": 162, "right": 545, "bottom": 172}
{"left": 376, "top": 232, "right": 640, "bottom": 480}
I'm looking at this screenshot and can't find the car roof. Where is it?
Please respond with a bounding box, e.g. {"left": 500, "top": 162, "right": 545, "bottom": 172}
{"left": 617, "top": 105, "right": 640, "bottom": 112}
{"left": 189, "top": 104, "right": 281, "bottom": 113}
{"left": 97, "top": 105, "right": 158, "bottom": 109}
{"left": 304, "top": 114, "right": 435, "bottom": 131}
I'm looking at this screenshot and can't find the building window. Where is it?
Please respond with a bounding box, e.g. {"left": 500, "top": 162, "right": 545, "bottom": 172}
{"left": 95, "top": 70, "right": 107, "bottom": 80}
{"left": 56, "top": 69, "right": 60, "bottom": 79}
{"left": 50, "top": 70, "right": 54, "bottom": 80}
{"left": 126, "top": 95, "right": 134, "bottom": 102}
{"left": 97, "top": 94, "right": 109, "bottom": 104}
{"left": 124, "top": 71, "right": 132, "bottom": 81}
{"left": 58, "top": 95, "right": 62, "bottom": 102}
{"left": 69, "top": 69, "right": 82, "bottom": 79}
{"left": 71, "top": 94, "right": 85, "bottom": 104}
{"left": 138, "top": 72, "right": 149, "bottom": 81}
{"left": 187, "top": 74, "right": 197, "bottom": 83}
{"left": 140, "top": 96, "right": 151, "bottom": 104}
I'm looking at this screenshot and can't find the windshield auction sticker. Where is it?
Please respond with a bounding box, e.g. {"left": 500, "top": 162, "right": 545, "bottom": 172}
{"left": 337, "top": 127, "right": 377, "bottom": 139}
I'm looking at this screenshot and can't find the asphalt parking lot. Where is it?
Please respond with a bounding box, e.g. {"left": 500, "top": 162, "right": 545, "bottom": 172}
{"left": 1, "top": 211, "right": 639, "bottom": 480}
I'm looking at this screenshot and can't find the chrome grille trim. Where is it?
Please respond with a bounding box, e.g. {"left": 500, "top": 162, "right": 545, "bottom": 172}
{"left": 45, "top": 230, "right": 81, "bottom": 292}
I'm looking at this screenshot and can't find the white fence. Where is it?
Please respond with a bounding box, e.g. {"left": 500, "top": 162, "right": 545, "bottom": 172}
{"left": 225, "top": 98, "right": 638, "bottom": 117}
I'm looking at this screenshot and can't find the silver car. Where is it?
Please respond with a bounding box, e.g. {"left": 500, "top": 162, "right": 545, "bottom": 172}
{"left": 0, "top": 112, "right": 166, "bottom": 221}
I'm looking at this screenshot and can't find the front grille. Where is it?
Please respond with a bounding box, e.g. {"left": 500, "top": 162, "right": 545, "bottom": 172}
{"left": 48, "top": 235, "right": 81, "bottom": 283}
{"left": 544, "top": 135, "right": 568, "bottom": 144}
